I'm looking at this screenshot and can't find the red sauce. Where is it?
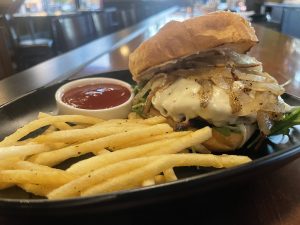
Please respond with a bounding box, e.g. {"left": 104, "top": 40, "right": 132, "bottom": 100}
{"left": 62, "top": 83, "right": 131, "bottom": 110}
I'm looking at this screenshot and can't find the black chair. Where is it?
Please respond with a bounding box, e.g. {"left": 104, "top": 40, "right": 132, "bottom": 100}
{"left": 103, "top": 7, "right": 122, "bottom": 33}
{"left": 119, "top": 9, "right": 137, "bottom": 28}
{"left": 54, "top": 14, "right": 96, "bottom": 53}
{"left": 90, "top": 11, "right": 106, "bottom": 37}
{"left": 3, "top": 15, "right": 55, "bottom": 71}
{"left": 0, "top": 26, "right": 13, "bottom": 79}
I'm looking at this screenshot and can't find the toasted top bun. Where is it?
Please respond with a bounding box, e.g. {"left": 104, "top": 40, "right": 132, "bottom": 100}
{"left": 129, "top": 11, "right": 258, "bottom": 82}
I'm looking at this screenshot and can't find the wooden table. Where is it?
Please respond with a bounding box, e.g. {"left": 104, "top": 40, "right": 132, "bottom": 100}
{"left": 0, "top": 8, "right": 300, "bottom": 225}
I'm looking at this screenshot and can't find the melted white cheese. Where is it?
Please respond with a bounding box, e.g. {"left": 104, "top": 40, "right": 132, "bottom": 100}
{"left": 152, "top": 78, "right": 236, "bottom": 126}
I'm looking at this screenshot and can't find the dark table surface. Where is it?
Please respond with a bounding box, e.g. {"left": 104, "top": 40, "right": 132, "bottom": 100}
{"left": 1, "top": 8, "right": 300, "bottom": 225}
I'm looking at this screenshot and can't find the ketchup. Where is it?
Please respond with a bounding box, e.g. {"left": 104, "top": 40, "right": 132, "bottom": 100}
{"left": 62, "top": 83, "right": 131, "bottom": 110}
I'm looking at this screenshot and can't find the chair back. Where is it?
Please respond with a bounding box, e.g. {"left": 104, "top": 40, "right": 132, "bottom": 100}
{"left": 90, "top": 11, "right": 106, "bottom": 37}
{"left": 104, "top": 7, "right": 121, "bottom": 33}
{"left": 119, "top": 8, "right": 137, "bottom": 28}
{"left": 0, "top": 26, "right": 13, "bottom": 79}
{"left": 54, "top": 14, "right": 95, "bottom": 52}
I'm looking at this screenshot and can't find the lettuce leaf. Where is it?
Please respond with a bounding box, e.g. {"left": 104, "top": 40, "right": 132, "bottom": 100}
{"left": 269, "top": 107, "right": 300, "bottom": 136}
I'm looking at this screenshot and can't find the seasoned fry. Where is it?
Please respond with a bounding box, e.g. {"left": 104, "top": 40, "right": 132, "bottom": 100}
{"left": 13, "top": 160, "right": 76, "bottom": 177}
{"left": 29, "top": 124, "right": 172, "bottom": 166}
{"left": 67, "top": 138, "right": 175, "bottom": 175}
{"left": 0, "top": 144, "right": 50, "bottom": 160}
{"left": 81, "top": 154, "right": 251, "bottom": 197}
{"left": 139, "top": 116, "right": 166, "bottom": 125}
{"left": 0, "top": 112, "right": 252, "bottom": 200}
{"left": 18, "top": 184, "right": 54, "bottom": 197}
{"left": 154, "top": 175, "right": 165, "bottom": 184}
{"left": 0, "top": 158, "right": 20, "bottom": 169}
{"left": 96, "top": 149, "right": 111, "bottom": 155}
{"left": 163, "top": 168, "right": 177, "bottom": 182}
{"left": 128, "top": 112, "right": 142, "bottom": 119}
{"left": 116, "top": 131, "right": 191, "bottom": 149}
{"left": 38, "top": 112, "right": 73, "bottom": 130}
{"left": 48, "top": 157, "right": 153, "bottom": 199}
{"left": 0, "top": 170, "right": 76, "bottom": 186}
{"left": 146, "top": 127, "right": 212, "bottom": 156}
{"left": 0, "top": 158, "right": 20, "bottom": 190}
{"left": 0, "top": 115, "right": 103, "bottom": 147}
{"left": 66, "top": 128, "right": 198, "bottom": 175}
{"left": 90, "top": 116, "right": 165, "bottom": 127}
{"left": 49, "top": 153, "right": 250, "bottom": 199}
{"left": 33, "top": 124, "right": 149, "bottom": 144}
{"left": 43, "top": 125, "right": 57, "bottom": 134}
{"left": 142, "top": 178, "right": 155, "bottom": 187}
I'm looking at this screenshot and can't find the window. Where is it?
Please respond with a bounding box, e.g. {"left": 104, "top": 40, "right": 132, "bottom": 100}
{"left": 23, "top": 0, "right": 44, "bottom": 13}
{"left": 19, "top": 0, "right": 77, "bottom": 13}
{"left": 47, "top": 0, "right": 76, "bottom": 12}
{"left": 79, "top": 0, "right": 103, "bottom": 10}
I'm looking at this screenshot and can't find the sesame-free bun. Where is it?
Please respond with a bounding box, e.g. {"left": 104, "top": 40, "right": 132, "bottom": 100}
{"left": 129, "top": 11, "right": 258, "bottom": 82}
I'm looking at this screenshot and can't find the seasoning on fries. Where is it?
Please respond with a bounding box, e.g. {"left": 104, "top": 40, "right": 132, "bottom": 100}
{"left": 0, "top": 113, "right": 251, "bottom": 199}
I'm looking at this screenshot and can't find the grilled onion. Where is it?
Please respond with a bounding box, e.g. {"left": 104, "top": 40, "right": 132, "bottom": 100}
{"left": 257, "top": 111, "right": 273, "bottom": 135}
{"left": 241, "top": 81, "right": 285, "bottom": 96}
{"left": 233, "top": 70, "right": 266, "bottom": 82}
{"left": 211, "top": 76, "right": 233, "bottom": 90}
{"left": 198, "top": 80, "right": 213, "bottom": 108}
{"left": 227, "top": 51, "right": 262, "bottom": 67}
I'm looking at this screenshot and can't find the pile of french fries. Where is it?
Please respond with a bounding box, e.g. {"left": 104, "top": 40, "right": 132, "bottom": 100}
{"left": 0, "top": 112, "right": 251, "bottom": 199}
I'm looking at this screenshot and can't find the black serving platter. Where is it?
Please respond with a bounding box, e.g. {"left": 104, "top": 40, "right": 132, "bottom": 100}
{"left": 0, "top": 70, "right": 299, "bottom": 216}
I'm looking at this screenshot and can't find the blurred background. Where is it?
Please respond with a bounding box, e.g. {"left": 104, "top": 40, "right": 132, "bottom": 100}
{"left": 0, "top": 0, "right": 300, "bottom": 77}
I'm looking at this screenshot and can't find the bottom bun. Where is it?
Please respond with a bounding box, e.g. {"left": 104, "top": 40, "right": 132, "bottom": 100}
{"left": 203, "top": 125, "right": 257, "bottom": 152}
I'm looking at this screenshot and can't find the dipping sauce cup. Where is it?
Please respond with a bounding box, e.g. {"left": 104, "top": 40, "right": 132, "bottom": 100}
{"left": 55, "top": 78, "right": 134, "bottom": 119}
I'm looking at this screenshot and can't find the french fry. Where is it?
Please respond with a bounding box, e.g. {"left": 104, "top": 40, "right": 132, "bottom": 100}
{"left": 116, "top": 131, "right": 191, "bottom": 149}
{"left": 96, "top": 149, "right": 111, "bottom": 155}
{"left": 0, "top": 158, "right": 20, "bottom": 190}
{"left": 0, "top": 144, "right": 50, "bottom": 160}
{"left": 38, "top": 112, "right": 72, "bottom": 131}
{"left": 43, "top": 125, "right": 57, "bottom": 134}
{"left": 128, "top": 112, "right": 142, "bottom": 119}
{"left": 67, "top": 137, "right": 177, "bottom": 175}
{"left": 142, "top": 178, "right": 155, "bottom": 187}
{"left": 67, "top": 127, "right": 210, "bottom": 175}
{"left": 0, "top": 158, "right": 20, "bottom": 169}
{"left": 49, "top": 151, "right": 251, "bottom": 199}
{"left": 18, "top": 184, "right": 54, "bottom": 197}
{"left": 0, "top": 115, "right": 103, "bottom": 147}
{"left": 146, "top": 127, "right": 212, "bottom": 156}
{"left": 69, "top": 125, "right": 88, "bottom": 129}
{"left": 33, "top": 124, "right": 149, "bottom": 144}
{"left": 154, "top": 175, "right": 165, "bottom": 184}
{"left": 81, "top": 154, "right": 251, "bottom": 196}
{"left": 48, "top": 157, "right": 153, "bottom": 199}
{"left": 138, "top": 116, "right": 166, "bottom": 125}
{"left": 0, "top": 170, "right": 76, "bottom": 186}
{"left": 0, "top": 111, "right": 253, "bottom": 200}
{"left": 163, "top": 168, "right": 177, "bottom": 182}
{"left": 14, "top": 161, "right": 76, "bottom": 196}
{"left": 98, "top": 116, "right": 166, "bottom": 126}
{"left": 88, "top": 116, "right": 165, "bottom": 127}
{"left": 29, "top": 124, "right": 172, "bottom": 166}
{"left": 13, "top": 160, "right": 76, "bottom": 176}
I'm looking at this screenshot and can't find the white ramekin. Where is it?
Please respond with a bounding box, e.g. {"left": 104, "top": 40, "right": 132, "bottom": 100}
{"left": 55, "top": 77, "right": 134, "bottom": 119}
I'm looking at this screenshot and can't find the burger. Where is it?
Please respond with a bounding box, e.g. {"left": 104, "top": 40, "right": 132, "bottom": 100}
{"left": 128, "top": 11, "right": 298, "bottom": 152}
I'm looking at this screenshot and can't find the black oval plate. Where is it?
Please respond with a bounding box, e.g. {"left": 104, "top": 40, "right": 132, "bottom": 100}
{"left": 0, "top": 70, "right": 299, "bottom": 216}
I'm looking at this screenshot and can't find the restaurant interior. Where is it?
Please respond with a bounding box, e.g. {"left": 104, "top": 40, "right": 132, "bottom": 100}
{"left": 0, "top": 0, "right": 300, "bottom": 79}
{"left": 0, "top": 1, "right": 300, "bottom": 225}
